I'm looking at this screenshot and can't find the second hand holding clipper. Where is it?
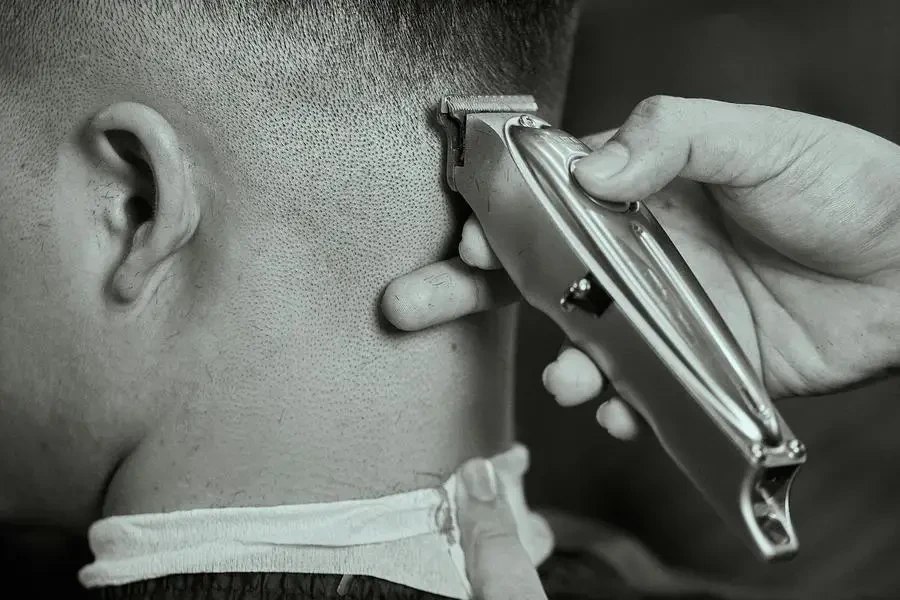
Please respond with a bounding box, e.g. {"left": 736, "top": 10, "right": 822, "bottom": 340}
{"left": 437, "top": 95, "right": 806, "bottom": 562}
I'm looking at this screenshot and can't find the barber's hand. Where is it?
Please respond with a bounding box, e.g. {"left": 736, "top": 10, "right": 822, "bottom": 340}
{"left": 382, "top": 96, "right": 900, "bottom": 437}
{"left": 456, "top": 458, "right": 547, "bottom": 600}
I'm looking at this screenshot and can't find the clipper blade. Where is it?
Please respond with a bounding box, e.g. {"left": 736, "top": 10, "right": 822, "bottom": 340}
{"left": 438, "top": 95, "right": 538, "bottom": 191}
{"left": 441, "top": 94, "right": 538, "bottom": 115}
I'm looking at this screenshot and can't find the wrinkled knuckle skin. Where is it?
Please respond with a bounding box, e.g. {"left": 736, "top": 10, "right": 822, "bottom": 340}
{"left": 632, "top": 94, "right": 678, "bottom": 124}
{"left": 470, "top": 528, "right": 521, "bottom": 558}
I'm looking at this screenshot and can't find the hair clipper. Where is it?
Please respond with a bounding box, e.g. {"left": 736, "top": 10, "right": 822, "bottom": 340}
{"left": 437, "top": 95, "right": 805, "bottom": 561}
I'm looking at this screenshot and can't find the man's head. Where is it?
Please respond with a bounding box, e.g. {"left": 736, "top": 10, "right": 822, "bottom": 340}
{"left": 0, "top": 0, "right": 579, "bottom": 528}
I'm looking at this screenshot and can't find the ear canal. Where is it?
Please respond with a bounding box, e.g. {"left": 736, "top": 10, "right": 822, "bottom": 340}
{"left": 95, "top": 129, "right": 157, "bottom": 246}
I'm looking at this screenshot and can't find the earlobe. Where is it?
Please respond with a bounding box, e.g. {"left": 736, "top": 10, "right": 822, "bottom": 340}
{"left": 88, "top": 102, "right": 201, "bottom": 304}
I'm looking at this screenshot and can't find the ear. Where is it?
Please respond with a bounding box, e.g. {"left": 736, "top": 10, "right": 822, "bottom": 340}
{"left": 87, "top": 102, "right": 200, "bottom": 304}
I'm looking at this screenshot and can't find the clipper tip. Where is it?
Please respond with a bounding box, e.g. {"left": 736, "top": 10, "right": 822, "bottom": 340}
{"left": 436, "top": 94, "right": 539, "bottom": 192}
{"left": 440, "top": 95, "right": 538, "bottom": 118}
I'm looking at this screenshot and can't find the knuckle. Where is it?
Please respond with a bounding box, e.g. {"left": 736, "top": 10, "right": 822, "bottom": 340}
{"left": 582, "top": 129, "right": 618, "bottom": 150}
{"left": 632, "top": 94, "right": 679, "bottom": 124}
{"left": 470, "top": 527, "right": 521, "bottom": 556}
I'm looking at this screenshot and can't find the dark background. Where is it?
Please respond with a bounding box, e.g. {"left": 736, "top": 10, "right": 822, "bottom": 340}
{"left": 4, "top": 1, "right": 900, "bottom": 598}
{"left": 519, "top": 1, "right": 900, "bottom": 598}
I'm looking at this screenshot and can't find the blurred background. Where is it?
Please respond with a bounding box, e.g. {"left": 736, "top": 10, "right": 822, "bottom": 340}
{"left": 4, "top": 1, "right": 900, "bottom": 598}
{"left": 519, "top": 0, "right": 900, "bottom": 598}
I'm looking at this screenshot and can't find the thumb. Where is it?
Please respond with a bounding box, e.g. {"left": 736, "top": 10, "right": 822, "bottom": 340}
{"left": 456, "top": 458, "right": 547, "bottom": 600}
{"left": 573, "top": 95, "right": 818, "bottom": 202}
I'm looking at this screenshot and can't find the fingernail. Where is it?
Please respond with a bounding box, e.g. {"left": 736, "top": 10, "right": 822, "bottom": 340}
{"left": 576, "top": 141, "right": 630, "bottom": 181}
{"left": 541, "top": 362, "right": 557, "bottom": 389}
{"left": 461, "top": 459, "right": 498, "bottom": 503}
{"left": 457, "top": 239, "right": 473, "bottom": 266}
{"left": 597, "top": 399, "right": 639, "bottom": 440}
{"left": 595, "top": 401, "right": 613, "bottom": 426}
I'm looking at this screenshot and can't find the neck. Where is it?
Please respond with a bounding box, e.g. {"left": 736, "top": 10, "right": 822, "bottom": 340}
{"left": 102, "top": 304, "right": 520, "bottom": 517}
{"left": 100, "top": 80, "right": 573, "bottom": 521}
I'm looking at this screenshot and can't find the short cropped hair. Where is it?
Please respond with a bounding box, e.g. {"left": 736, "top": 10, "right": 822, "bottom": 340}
{"left": 2, "top": 0, "right": 579, "bottom": 101}
{"left": 0, "top": 0, "right": 578, "bottom": 186}
{"left": 205, "top": 1, "right": 578, "bottom": 84}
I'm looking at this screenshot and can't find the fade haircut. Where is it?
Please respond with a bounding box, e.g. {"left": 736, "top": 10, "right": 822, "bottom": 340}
{"left": 1, "top": 0, "right": 579, "bottom": 100}
{"left": 210, "top": 0, "right": 579, "bottom": 98}
{"left": 0, "top": 0, "right": 579, "bottom": 189}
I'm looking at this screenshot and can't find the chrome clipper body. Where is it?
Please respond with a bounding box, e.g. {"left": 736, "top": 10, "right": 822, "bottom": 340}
{"left": 438, "top": 95, "right": 805, "bottom": 561}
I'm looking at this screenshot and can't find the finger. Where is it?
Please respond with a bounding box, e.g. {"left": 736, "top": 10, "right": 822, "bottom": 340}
{"left": 595, "top": 398, "right": 640, "bottom": 441}
{"left": 459, "top": 216, "right": 503, "bottom": 270}
{"left": 581, "top": 128, "right": 619, "bottom": 151}
{"left": 457, "top": 458, "right": 548, "bottom": 600}
{"left": 382, "top": 257, "right": 518, "bottom": 331}
{"left": 541, "top": 346, "right": 605, "bottom": 407}
{"left": 572, "top": 95, "right": 817, "bottom": 202}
